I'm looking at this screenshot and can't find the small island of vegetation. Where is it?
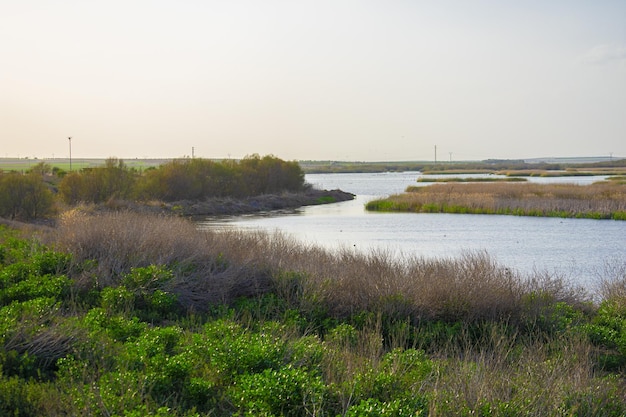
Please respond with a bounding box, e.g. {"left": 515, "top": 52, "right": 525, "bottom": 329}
{"left": 416, "top": 176, "right": 527, "bottom": 183}
{"left": 367, "top": 181, "right": 626, "bottom": 220}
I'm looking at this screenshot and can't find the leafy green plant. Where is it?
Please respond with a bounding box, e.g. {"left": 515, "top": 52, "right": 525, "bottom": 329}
{"left": 229, "top": 365, "right": 326, "bottom": 416}
{"left": 344, "top": 396, "right": 428, "bottom": 416}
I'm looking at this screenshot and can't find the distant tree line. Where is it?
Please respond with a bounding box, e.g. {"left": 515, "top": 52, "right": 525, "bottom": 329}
{"left": 59, "top": 154, "right": 305, "bottom": 204}
{"left": 134, "top": 154, "right": 304, "bottom": 202}
{"left": 0, "top": 155, "right": 305, "bottom": 220}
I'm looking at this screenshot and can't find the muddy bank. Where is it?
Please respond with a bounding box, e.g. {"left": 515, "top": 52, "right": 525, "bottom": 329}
{"left": 168, "top": 188, "right": 355, "bottom": 216}
{"left": 94, "top": 188, "right": 355, "bottom": 217}
{"left": 2, "top": 189, "right": 355, "bottom": 228}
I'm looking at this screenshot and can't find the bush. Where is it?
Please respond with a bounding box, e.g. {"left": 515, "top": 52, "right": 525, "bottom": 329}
{"left": 345, "top": 396, "right": 429, "bottom": 416}
{"left": 58, "top": 157, "right": 137, "bottom": 204}
{"left": 0, "top": 172, "right": 55, "bottom": 220}
{"left": 229, "top": 365, "right": 326, "bottom": 416}
{"left": 135, "top": 155, "right": 305, "bottom": 202}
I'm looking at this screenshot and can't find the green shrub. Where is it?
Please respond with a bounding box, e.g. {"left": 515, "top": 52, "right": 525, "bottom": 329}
{"left": 83, "top": 307, "right": 147, "bottom": 342}
{"left": 521, "top": 292, "right": 586, "bottom": 335}
{"left": 583, "top": 300, "right": 626, "bottom": 371}
{"left": 326, "top": 323, "right": 359, "bottom": 348}
{"left": 230, "top": 365, "right": 326, "bottom": 416}
{"left": 345, "top": 396, "right": 429, "bottom": 416}
{"left": 286, "top": 335, "right": 325, "bottom": 369}
{"left": 0, "top": 297, "right": 65, "bottom": 379}
{"left": 192, "top": 319, "right": 285, "bottom": 378}
{"left": 101, "top": 286, "right": 135, "bottom": 315}
{"left": 0, "top": 373, "right": 64, "bottom": 416}
{"left": 120, "top": 266, "right": 179, "bottom": 320}
{"left": 349, "top": 348, "right": 433, "bottom": 406}
{"left": 0, "top": 273, "right": 70, "bottom": 305}
{"left": 123, "top": 265, "right": 173, "bottom": 291}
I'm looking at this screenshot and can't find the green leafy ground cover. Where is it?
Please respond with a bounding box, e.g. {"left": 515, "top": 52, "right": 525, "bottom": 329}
{"left": 1, "top": 224, "right": 626, "bottom": 416}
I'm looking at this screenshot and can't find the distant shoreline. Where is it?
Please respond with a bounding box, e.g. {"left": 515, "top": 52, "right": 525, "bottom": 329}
{"left": 2, "top": 156, "right": 625, "bottom": 175}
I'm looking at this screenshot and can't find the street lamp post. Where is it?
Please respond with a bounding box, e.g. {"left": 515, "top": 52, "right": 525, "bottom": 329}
{"left": 68, "top": 137, "right": 72, "bottom": 171}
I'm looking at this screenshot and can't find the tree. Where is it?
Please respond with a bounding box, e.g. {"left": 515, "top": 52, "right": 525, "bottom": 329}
{"left": 0, "top": 172, "right": 55, "bottom": 220}
{"left": 58, "top": 158, "right": 138, "bottom": 204}
{"left": 240, "top": 154, "right": 305, "bottom": 195}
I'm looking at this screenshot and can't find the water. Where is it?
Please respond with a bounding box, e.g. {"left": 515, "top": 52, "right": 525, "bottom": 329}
{"left": 198, "top": 172, "right": 625, "bottom": 288}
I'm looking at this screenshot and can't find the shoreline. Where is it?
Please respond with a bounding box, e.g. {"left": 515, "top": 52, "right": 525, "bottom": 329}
{"left": 67, "top": 188, "right": 355, "bottom": 218}
{"left": 164, "top": 188, "right": 355, "bottom": 216}
{"left": 2, "top": 188, "right": 355, "bottom": 229}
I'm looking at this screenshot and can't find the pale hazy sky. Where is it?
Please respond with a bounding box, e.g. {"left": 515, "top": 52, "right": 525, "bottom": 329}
{"left": 2, "top": 1, "right": 625, "bottom": 161}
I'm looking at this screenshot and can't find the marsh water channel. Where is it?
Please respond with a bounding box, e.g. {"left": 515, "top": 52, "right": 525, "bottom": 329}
{"left": 198, "top": 172, "right": 626, "bottom": 289}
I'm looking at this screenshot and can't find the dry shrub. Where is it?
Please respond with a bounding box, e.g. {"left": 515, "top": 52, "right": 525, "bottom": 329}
{"left": 49, "top": 210, "right": 588, "bottom": 322}
{"left": 53, "top": 209, "right": 207, "bottom": 281}
{"left": 403, "top": 251, "right": 523, "bottom": 322}
{"left": 595, "top": 260, "right": 626, "bottom": 307}
{"left": 294, "top": 249, "right": 527, "bottom": 323}
{"left": 6, "top": 325, "right": 80, "bottom": 371}
{"left": 50, "top": 210, "right": 275, "bottom": 309}
{"left": 430, "top": 331, "right": 623, "bottom": 415}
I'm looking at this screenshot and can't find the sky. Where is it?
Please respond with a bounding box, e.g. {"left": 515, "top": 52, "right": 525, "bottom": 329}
{"left": 2, "top": 1, "right": 625, "bottom": 161}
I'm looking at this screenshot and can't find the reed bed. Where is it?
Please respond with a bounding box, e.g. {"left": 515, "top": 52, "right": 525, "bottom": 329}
{"left": 416, "top": 177, "right": 527, "bottom": 183}
{"left": 498, "top": 169, "right": 596, "bottom": 177}
{"left": 367, "top": 181, "right": 626, "bottom": 220}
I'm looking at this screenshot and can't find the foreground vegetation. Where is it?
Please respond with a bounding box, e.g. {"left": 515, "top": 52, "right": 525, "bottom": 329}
{"left": 1, "top": 212, "right": 626, "bottom": 416}
{"left": 367, "top": 182, "right": 626, "bottom": 220}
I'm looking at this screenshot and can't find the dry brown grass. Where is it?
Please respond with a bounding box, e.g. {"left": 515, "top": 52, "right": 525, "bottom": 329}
{"left": 595, "top": 260, "right": 626, "bottom": 308}
{"left": 47, "top": 210, "right": 590, "bottom": 324}
{"left": 428, "top": 331, "right": 624, "bottom": 415}
{"left": 371, "top": 182, "right": 626, "bottom": 219}
{"left": 50, "top": 210, "right": 279, "bottom": 309}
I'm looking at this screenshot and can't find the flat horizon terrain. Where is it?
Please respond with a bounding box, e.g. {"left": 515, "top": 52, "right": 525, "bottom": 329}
{"left": 1, "top": 155, "right": 624, "bottom": 173}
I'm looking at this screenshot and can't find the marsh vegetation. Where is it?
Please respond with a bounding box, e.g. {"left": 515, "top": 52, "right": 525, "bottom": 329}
{"left": 416, "top": 176, "right": 527, "bottom": 183}
{"left": 1, "top": 212, "right": 626, "bottom": 415}
{"left": 366, "top": 181, "right": 626, "bottom": 220}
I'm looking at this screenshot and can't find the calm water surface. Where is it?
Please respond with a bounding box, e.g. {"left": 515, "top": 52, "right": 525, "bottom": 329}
{"left": 198, "top": 172, "right": 625, "bottom": 289}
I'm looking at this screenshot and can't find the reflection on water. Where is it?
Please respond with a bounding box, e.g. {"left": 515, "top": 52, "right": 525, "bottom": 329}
{"left": 198, "top": 172, "right": 625, "bottom": 289}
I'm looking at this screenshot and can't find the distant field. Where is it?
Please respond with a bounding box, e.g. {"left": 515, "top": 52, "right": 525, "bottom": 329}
{"left": 0, "top": 158, "right": 171, "bottom": 172}
{"left": 3, "top": 157, "right": 626, "bottom": 175}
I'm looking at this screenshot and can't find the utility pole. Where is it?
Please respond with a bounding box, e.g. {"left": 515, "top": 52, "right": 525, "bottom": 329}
{"left": 449, "top": 152, "right": 452, "bottom": 163}
{"left": 68, "top": 137, "right": 72, "bottom": 171}
{"left": 434, "top": 145, "right": 437, "bottom": 164}
{"left": 192, "top": 147, "right": 195, "bottom": 159}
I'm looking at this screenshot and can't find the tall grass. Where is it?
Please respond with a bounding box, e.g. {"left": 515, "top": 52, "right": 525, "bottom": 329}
{"left": 49, "top": 210, "right": 588, "bottom": 325}
{"left": 367, "top": 181, "right": 626, "bottom": 219}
